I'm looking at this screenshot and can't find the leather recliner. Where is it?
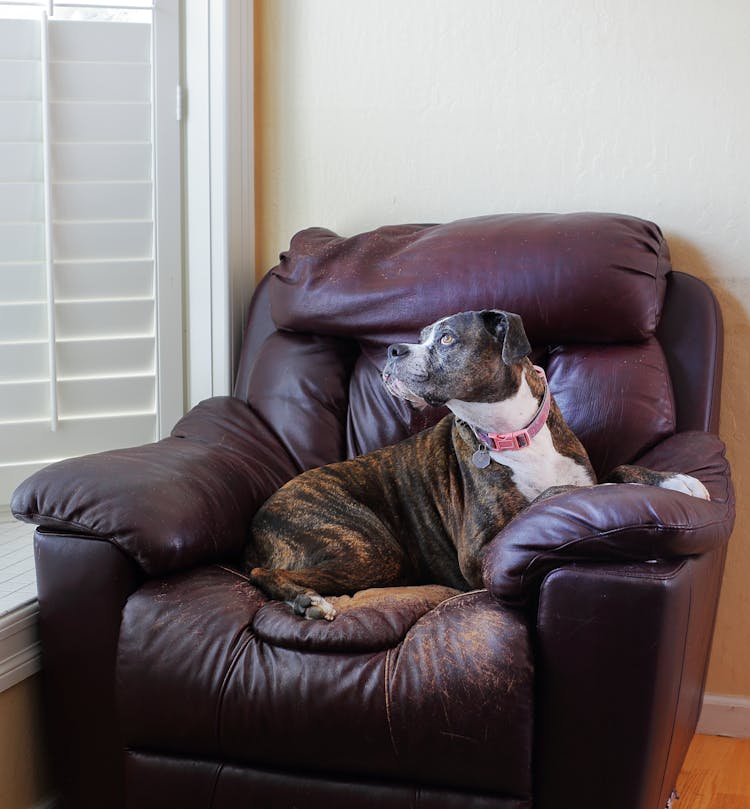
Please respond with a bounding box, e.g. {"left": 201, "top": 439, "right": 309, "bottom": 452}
{"left": 12, "top": 213, "right": 735, "bottom": 809}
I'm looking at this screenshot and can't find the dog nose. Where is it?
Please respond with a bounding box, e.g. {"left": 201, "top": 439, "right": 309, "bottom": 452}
{"left": 387, "top": 343, "right": 410, "bottom": 360}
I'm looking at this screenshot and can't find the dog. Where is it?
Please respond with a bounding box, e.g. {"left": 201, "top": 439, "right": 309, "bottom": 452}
{"left": 242, "top": 310, "right": 709, "bottom": 620}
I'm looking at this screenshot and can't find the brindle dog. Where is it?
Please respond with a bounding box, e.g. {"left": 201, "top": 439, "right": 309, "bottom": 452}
{"left": 242, "top": 310, "right": 709, "bottom": 620}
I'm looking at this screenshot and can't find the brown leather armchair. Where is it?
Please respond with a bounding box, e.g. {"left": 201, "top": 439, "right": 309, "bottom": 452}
{"left": 12, "top": 213, "right": 735, "bottom": 809}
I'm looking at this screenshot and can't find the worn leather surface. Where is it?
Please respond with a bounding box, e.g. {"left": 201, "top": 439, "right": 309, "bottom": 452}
{"left": 270, "top": 213, "right": 670, "bottom": 347}
{"left": 118, "top": 566, "right": 533, "bottom": 798}
{"left": 35, "top": 532, "right": 141, "bottom": 809}
{"left": 233, "top": 272, "right": 277, "bottom": 401}
{"left": 656, "top": 271, "right": 724, "bottom": 433}
{"left": 547, "top": 337, "right": 676, "bottom": 476}
{"left": 533, "top": 553, "right": 725, "bottom": 809}
{"left": 12, "top": 397, "right": 298, "bottom": 575}
{"left": 16, "top": 213, "right": 735, "bottom": 809}
{"left": 238, "top": 330, "right": 359, "bottom": 472}
{"left": 252, "top": 584, "right": 460, "bottom": 651}
{"left": 125, "top": 751, "right": 531, "bottom": 809}
{"left": 483, "top": 431, "right": 734, "bottom": 606}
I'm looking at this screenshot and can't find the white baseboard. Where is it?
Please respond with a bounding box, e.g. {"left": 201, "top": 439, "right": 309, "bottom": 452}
{"left": 697, "top": 693, "right": 750, "bottom": 738}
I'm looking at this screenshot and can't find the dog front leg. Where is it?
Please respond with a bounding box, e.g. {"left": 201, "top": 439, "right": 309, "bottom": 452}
{"left": 247, "top": 566, "right": 340, "bottom": 620}
{"left": 603, "top": 464, "right": 710, "bottom": 500}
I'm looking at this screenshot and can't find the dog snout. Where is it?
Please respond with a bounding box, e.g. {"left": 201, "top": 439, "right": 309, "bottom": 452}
{"left": 387, "top": 343, "right": 410, "bottom": 360}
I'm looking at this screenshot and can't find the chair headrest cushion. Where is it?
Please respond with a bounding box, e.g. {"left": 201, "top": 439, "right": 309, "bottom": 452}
{"left": 269, "top": 212, "right": 671, "bottom": 348}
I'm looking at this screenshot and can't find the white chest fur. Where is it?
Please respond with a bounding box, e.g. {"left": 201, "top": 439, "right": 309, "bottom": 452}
{"left": 447, "top": 374, "right": 594, "bottom": 502}
{"left": 489, "top": 424, "right": 594, "bottom": 501}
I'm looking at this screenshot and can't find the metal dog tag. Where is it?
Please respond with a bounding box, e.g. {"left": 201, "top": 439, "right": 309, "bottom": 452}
{"left": 472, "top": 448, "right": 491, "bottom": 469}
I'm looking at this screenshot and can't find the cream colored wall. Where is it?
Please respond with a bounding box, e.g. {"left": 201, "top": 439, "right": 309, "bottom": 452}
{"left": 0, "top": 675, "right": 51, "bottom": 809}
{"left": 255, "top": 0, "right": 750, "bottom": 697}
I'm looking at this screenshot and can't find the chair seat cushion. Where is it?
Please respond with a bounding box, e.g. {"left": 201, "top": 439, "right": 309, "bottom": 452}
{"left": 117, "top": 565, "right": 534, "bottom": 798}
{"left": 252, "top": 584, "right": 461, "bottom": 652}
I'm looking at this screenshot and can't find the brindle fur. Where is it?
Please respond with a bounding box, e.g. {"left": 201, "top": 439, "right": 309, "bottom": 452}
{"left": 244, "top": 364, "right": 588, "bottom": 614}
{"left": 244, "top": 394, "right": 533, "bottom": 609}
{"left": 243, "top": 310, "right": 703, "bottom": 619}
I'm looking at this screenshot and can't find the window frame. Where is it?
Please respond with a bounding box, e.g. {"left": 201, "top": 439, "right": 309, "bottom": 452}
{"left": 0, "top": 0, "right": 186, "bottom": 689}
{"left": 152, "top": 0, "right": 184, "bottom": 435}
{"left": 0, "top": 0, "right": 184, "bottom": 505}
{"left": 0, "top": 3, "right": 255, "bottom": 686}
{"left": 183, "top": 0, "right": 255, "bottom": 407}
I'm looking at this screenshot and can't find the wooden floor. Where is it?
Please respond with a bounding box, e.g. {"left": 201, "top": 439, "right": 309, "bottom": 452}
{"left": 676, "top": 734, "right": 750, "bottom": 808}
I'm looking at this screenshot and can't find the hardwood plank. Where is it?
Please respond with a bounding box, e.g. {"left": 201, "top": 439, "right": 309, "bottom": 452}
{"left": 676, "top": 734, "right": 750, "bottom": 809}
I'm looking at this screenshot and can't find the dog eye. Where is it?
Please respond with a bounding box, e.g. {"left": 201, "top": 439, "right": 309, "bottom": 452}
{"left": 440, "top": 333, "right": 455, "bottom": 346}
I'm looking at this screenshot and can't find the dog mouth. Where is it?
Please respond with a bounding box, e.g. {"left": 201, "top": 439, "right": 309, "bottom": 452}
{"left": 382, "top": 372, "right": 429, "bottom": 409}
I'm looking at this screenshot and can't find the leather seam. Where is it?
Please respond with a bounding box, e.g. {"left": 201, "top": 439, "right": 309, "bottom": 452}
{"left": 656, "top": 571, "right": 693, "bottom": 803}
{"left": 207, "top": 761, "right": 224, "bottom": 809}
{"left": 14, "top": 511, "right": 115, "bottom": 542}
{"left": 542, "top": 557, "right": 690, "bottom": 585}
{"left": 518, "top": 515, "right": 731, "bottom": 594}
{"left": 657, "top": 335, "right": 679, "bottom": 439}
{"left": 384, "top": 647, "right": 400, "bottom": 759}
{"left": 214, "top": 629, "right": 255, "bottom": 758}
{"left": 19, "top": 517, "right": 140, "bottom": 570}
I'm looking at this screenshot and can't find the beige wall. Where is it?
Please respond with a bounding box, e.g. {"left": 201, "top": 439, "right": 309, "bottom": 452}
{"left": 0, "top": 674, "right": 51, "bottom": 809}
{"left": 255, "top": 0, "right": 750, "bottom": 697}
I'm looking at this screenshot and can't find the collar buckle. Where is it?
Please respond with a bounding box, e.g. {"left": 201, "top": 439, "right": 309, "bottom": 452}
{"left": 484, "top": 428, "right": 532, "bottom": 451}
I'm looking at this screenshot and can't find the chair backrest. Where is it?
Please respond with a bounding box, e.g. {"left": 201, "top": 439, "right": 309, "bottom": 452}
{"left": 234, "top": 213, "right": 723, "bottom": 478}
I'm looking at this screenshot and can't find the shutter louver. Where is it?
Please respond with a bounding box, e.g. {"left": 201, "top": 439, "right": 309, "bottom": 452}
{"left": 0, "top": 10, "right": 160, "bottom": 503}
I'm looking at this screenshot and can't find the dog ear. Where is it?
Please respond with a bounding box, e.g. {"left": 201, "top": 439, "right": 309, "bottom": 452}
{"left": 480, "top": 310, "right": 532, "bottom": 365}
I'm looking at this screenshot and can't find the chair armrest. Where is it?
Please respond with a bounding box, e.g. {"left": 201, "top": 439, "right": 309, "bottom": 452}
{"left": 11, "top": 397, "right": 298, "bottom": 576}
{"left": 483, "top": 431, "right": 735, "bottom": 607}
{"left": 34, "top": 531, "right": 142, "bottom": 809}
{"left": 533, "top": 550, "right": 726, "bottom": 809}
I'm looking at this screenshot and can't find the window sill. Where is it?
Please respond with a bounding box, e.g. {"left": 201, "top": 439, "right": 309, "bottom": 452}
{"left": 0, "top": 601, "right": 41, "bottom": 693}
{"left": 0, "top": 516, "right": 40, "bottom": 693}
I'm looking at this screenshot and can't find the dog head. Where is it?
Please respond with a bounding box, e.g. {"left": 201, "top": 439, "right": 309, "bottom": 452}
{"left": 382, "top": 310, "right": 532, "bottom": 408}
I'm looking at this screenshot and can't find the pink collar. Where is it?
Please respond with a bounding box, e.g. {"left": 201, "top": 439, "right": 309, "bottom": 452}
{"left": 472, "top": 366, "right": 550, "bottom": 453}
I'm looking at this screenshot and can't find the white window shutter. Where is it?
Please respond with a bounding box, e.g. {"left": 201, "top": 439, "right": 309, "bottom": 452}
{"left": 0, "top": 3, "right": 182, "bottom": 506}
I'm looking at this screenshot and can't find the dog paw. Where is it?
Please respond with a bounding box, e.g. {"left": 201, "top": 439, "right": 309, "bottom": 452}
{"left": 291, "top": 592, "right": 337, "bottom": 621}
{"left": 659, "top": 473, "right": 711, "bottom": 501}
